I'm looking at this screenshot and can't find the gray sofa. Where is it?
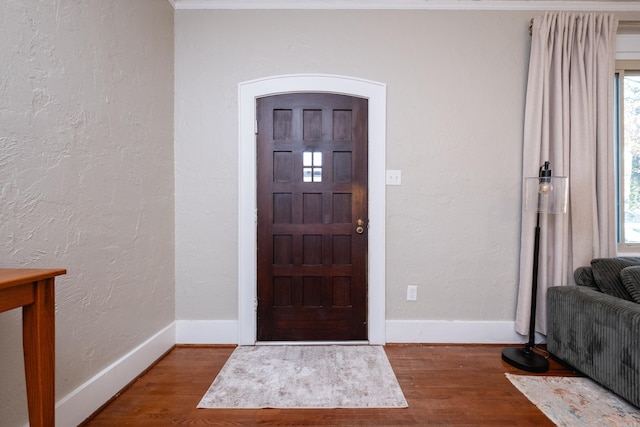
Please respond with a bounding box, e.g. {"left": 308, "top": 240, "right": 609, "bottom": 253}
{"left": 547, "top": 257, "right": 640, "bottom": 408}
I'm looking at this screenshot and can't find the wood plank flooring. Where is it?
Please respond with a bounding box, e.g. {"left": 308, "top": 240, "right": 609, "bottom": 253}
{"left": 81, "top": 344, "right": 579, "bottom": 426}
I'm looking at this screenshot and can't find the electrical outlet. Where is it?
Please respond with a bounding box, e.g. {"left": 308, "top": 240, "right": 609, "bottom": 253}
{"left": 407, "top": 285, "right": 417, "bottom": 301}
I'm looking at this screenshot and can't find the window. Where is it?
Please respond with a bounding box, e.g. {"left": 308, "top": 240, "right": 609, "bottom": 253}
{"left": 615, "top": 61, "right": 640, "bottom": 250}
{"left": 302, "top": 151, "right": 322, "bottom": 182}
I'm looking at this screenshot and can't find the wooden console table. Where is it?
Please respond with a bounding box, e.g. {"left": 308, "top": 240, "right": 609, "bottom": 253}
{"left": 0, "top": 268, "right": 66, "bottom": 427}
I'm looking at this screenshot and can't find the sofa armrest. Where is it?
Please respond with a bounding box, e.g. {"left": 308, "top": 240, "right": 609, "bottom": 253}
{"left": 547, "top": 285, "right": 640, "bottom": 407}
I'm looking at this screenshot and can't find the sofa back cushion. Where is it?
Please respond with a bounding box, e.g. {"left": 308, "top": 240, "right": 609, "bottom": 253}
{"left": 620, "top": 266, "right": 640, "bottom": 304}
{"left": 590, "top": 257, "right": 638, "bottom": 301}
{"left": 574, "top": 266, "right": 598, "bottom": 288}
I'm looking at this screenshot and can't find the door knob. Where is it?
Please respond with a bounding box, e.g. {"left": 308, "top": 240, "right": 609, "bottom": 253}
{"left": 356, "top": 219, "right": 365, "bottom": 234}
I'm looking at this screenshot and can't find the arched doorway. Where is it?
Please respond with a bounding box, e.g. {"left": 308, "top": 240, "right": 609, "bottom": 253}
{"left": 238, "top": 74, "right": 386, "bottom": 345}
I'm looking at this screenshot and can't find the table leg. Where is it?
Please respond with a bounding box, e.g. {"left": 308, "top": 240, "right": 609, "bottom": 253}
{"left": 22, "top": 278, "right": 55, "bottom": 427}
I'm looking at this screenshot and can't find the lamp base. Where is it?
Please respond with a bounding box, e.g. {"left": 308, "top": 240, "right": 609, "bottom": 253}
{"left": 501, "top": 346, "right": 549, "bottom": 373}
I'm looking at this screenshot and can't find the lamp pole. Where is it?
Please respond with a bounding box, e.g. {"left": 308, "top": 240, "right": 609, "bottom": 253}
{"left": 526, "top": 210, "right": 541, "bottom": 355}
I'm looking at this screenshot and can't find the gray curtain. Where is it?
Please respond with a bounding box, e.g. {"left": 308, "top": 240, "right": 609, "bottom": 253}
{"left": 515, "top": 12, "right": 619, "bottom": 336}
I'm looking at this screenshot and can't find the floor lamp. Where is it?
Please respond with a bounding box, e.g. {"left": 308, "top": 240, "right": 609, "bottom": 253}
{"left": 502, "top": 161, "right": 568, "bottom": 373}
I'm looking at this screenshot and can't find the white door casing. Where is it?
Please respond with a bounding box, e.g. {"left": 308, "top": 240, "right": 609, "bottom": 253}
{"left": 238, "top": 74, "right": 386, "bottom": 345}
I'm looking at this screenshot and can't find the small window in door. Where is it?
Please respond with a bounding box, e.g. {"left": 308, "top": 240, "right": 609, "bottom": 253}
{"left": 303, "top": 151, "right": 322, "bottom": 182}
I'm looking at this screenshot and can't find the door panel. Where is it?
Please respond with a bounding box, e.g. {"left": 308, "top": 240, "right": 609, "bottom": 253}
{"left": 256, "top": 93, "right": 368, "bottom": 341}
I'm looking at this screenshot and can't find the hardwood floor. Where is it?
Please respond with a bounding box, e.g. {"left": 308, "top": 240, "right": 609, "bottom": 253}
{"left": 81, "top": 344, "right": 579, "bottom": 426}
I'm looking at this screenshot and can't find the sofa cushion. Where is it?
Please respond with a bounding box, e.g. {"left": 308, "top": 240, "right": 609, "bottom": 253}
{"left": 590, "top": 257, "right": 638, "bottom": 301}
{"left": 620, "top": 266, "right": 640, "bottom": 304}
{"left": 574, "top": 266, "right": 598, "bottom": 288}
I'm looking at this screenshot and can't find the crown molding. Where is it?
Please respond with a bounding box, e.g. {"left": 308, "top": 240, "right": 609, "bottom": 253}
{"left": 172, "top": 0, "right": 640, "bottom": 11}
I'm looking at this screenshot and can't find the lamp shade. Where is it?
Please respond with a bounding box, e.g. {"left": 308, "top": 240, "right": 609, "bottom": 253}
{"left": 524, "top": 175, "right": 568, "bottom": 214}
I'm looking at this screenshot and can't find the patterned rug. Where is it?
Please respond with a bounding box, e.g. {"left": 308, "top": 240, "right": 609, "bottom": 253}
{"left": 506, "top": 374, "right": 640, "bottom": 426}
{"left": 197, "top": 345, "right": 408, "bottom": 409}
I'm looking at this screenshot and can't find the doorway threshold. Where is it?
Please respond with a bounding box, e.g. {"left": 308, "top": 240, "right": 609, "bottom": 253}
{"left": 255, "top": 341, "right": 370, "bottom": 346}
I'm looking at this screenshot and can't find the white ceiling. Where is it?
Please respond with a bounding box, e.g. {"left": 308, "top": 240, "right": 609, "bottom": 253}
{"left": 170, "top": 0, "right": 640, "bottom": 11}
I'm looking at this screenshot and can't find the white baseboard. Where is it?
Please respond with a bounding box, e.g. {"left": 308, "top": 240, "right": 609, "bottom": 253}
{"left": 385, "top": 320, "right": 531, "bottom": 344}
{"left": 175, "top": 319, "right": 239, "bottom": 344}
{"left": 173, "top": 319, "right": 532, "bottom": 345}
{"left": 53, "top": 323, "right": 175, "bottom": 427}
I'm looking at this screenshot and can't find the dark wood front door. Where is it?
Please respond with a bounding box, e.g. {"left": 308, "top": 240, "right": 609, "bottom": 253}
{"left": 256, "top": 93, "right": 368, "bottom": 341}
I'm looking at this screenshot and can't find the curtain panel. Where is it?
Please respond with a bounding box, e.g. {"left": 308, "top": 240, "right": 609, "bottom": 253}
{"left": 515, "top": 12, "right": 618, "bottom": 336}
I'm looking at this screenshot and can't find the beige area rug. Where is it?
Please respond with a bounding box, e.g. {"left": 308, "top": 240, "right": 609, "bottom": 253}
{"left": 506, "top": 374, "right": 640, "bottom": 426}
{"left": 197, "top": 345, "right": 408, "bottom": 409}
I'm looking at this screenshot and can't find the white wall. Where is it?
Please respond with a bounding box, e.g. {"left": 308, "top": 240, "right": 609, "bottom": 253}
{"left": 0, "top": 1, "right": 175, "bottom": 426}
{"left": 174, "top": 8, "right": 640, "bottom": 342}
{"left": 174, "top": 10, "right": 533, "bottom": 329}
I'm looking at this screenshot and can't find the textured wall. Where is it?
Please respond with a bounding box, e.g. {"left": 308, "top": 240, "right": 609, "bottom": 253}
{"left": 0, "top": 1, "right": 174, "bottom": 426}
{"left": 174, "top": 9, "right": 532, "bottom": 322}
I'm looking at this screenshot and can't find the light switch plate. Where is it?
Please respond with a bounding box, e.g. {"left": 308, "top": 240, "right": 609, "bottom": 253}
{"left": 386, "top": 170, "right": 402, "bottom": 186}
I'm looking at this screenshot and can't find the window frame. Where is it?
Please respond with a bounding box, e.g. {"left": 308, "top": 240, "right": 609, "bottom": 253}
{"left": 615, "top": 60, "right": 640, "bottom": 252}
